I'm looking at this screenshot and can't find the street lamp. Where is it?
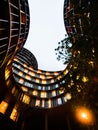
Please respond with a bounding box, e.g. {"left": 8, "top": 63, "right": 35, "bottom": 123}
{"left": 75, "top": 106, "right": 95, "bottom": 129}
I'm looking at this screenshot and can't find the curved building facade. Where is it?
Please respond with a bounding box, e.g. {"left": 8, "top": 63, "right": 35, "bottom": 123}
{"left": 5, "top": 48, "right": 72, "bottom": 108}
{"left": 0, "top": 0, "right": 30, "bottom": 68}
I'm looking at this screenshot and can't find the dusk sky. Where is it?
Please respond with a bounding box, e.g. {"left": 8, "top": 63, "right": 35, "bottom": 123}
{"left": 24, "top": 0, "right": 66, "bottom": 71}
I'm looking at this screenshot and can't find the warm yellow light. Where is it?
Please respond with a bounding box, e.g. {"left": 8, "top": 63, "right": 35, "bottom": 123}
{"left": 24, "top": 68, "right": 28, "bottom": 73}
{"left": 54, "top": 72, "right": 59, "bottom": 76}
{"left": 81, "top": 112, "right": 88, "bottom": 119}
{"left": 76, "top": 75, "right": 80, "bottom": 80}
{"left": 82, "top": 76, "right": 88, "bottom": 83}
{"left": 75, "top": 106, "right": 95, "bottom": 125}
{"left": 5, "top": 70, "right": 10, "bottom": 80}
{"left": 11, "top": 86, "right": 16, "bottom": 94}
{"left": 0, "top": 101, "right": 8, "bottom": 114}
{"left": 18, "top": 71, "right": 23, "bottom": 76}
{"left": 25, "top": 75, "right": 31, "bottom": 80}
{"left": 21, "top": 86, "right": 28, "bottom": 92}
{"left": 10, "top": 108, "right": 18, "bottom": 122}
{"left": 59, "top": 88, "right": 64, "bottom": 94}
{"left": 32, "top": 90, "right": 38, "bottom": 96}
{"left": 22, "top": 94, "right": 30, "bottom": 104}
{"left": 42, "top": 79, "right": 47, "bottom": 84}
{"left": 40, "top": 74, "right": 45, "bottom": 79}
{"left": 29, "top": 71, "right": 35, "bottom": 76}
{"left": 36, "top": 78, "right": 40, "bottom": 83}
{"left": 35, "top": 99, "right": 40, "bottom": 107}
{"left": 19, "top": 78, "right": 24, "bottom": 84}
{"left": 41, "top": 92, "right": 47, "bottom": 98}
{"left": 65, "top": 93, "right": 72, "bottom": 100}
{"left": 48, "top": 99, "right": 51, "bottom": 108}
{"left": 64, "top": 69, "right": 68, "bottom": 75}
{"left": 50, "top": 79, "right": 54, "bottom": 83}
{"left": 42, "top": 100, "right": 45, "bottom": 107}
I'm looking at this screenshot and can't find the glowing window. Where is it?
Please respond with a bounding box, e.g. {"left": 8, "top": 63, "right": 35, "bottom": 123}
{"left": 36, "top": 78, "right": 40, "bottom": 83}
{"left": 32, "top": 90, "right": 38, "bottom": 96}
{"left": 42, "top": 100, "right": 45, "bottom": 108}
{"left": 41, "top": 92, "right": 47, "bottom": 98}
{"left": 57, "top": 98, "right": 62, "bottom": 105}
{"left": 48, "top": 99, "right": 51, "bottom": 108}
{"left": 42, "top": 80, "right": 47, "bottom": 84}
{"left": 25, "top": 75, "right": 31, "bottom": 80}
{"left": 29, "top": 71, "right": 35, "bottom": 76}
{"left": 22, "top": 94, "right": 30, "bottom": 104}
{"left": 5, "top": 70, "right": 10, "bottom": 80}
{"left": 10, "top": 107, "right": 19, "bottom": 122}
{"left": 52, "top": 91, "right": 56, "bottom": 96}
{"left": 19, "top": 78, "right": 24, "bottom": 84}
{"left": 40, "top": 74, "right": 45, "bottom": 79}
{"left": 11, "top": 86, "right": 16, "bottom": 94}
{"left": 24, "top": 68, "right": 28, "bottom": 73}
{"left": 35, "top": 99, "right": 40, "bottom": 107}
{"left": 21, "top": 86, "right": 28, "bottom": 92}
{"left": 0, "top": 101, "right": 8, "bottom": 114}
{"left": 18, "top": 71, "right": 23, "bottom": 76}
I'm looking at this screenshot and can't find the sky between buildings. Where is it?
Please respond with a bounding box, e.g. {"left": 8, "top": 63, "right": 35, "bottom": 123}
{"left": 24, "top": 0, "right": 66, "bottom": 71}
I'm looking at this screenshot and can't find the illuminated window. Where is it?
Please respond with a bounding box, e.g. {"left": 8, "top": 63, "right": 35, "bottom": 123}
{"left": 21, "top": 86, "right": 28, "bottom": 92}
{"left": 59, "top": 87, "right": 65, "bottom": 94}
{"left": 50, "top": 79, "right": 54, "bottom": 83}
{"left": 32, "top": 90, "right": 38, "bottom": 96}
{"left": 10, "top": 106, "right": 19, "bottom": 122}
{"left": 19, "top": 78, "right": 24, "bottom": 84}
{"left": 38, "top": 86, "right": 41, "bottom": 90}
{"left": 37, "top": 70, "right": 42, "bottom": 73}
{"left": 11, "top": 86, "right": 16, "bottom": 94}
{"left": 25, "top": 75, "right": 31, "bottom": 80}
{"left": 46, "top": 72, "right": 51, "bottom": 75}
{"left": 29, "top": 71, "right": 35, "bottom": 76}
{"left": 6, "top": 79, "right": 11, "bottom": 86}
{"left": 22, "top": 94, "right": 30, "bottom": 104}
{"left": 57, "top": 75, "right": 62, "bottom": 80}
{"left": 42, "top": 100, "right": 45, "bottom": 108}
{"left": 54, "top": 72, "right": 59, "bottom": 76}
{"left": 57, "top": 98, "right": 62, "bottom": 105}
{"left": 36, "top": 78, "right": 40, "bottom": 83}
{"left": 40, "top": 74, "right": 45, "bottom": 79}
{"left": 5, "top": 70, "right": 10, "bottom": 80}
{"left": 0, "top": 101, "right": 8, "bottom": 114}
{"left": 24, "top": 68, "right": 28, "bottom": 73}
{"left": 52, "top": 91, "right": 56, "bottom": 96}
{"left": 23, "top": 63, "right": 27, "bottom": 67}
{"left": 41, "top": 92, "right": 47, "bottom": 98}
{"left": 18, "top": 71, "right": 23, "bottom": 76}
{"left": 63, "top": 95, "right": 67, "bottom": 102}
{"left": 48, "top": 99, "right": 51, "bottom": 108}
{"left": 65, "top": 93, "right": 72, "bottom": 100}
{"left": 42, "top": 80, "right": 47, "bottom": 84}
{"left": 35, "top": 99, "right": 40, "bottom": 107}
